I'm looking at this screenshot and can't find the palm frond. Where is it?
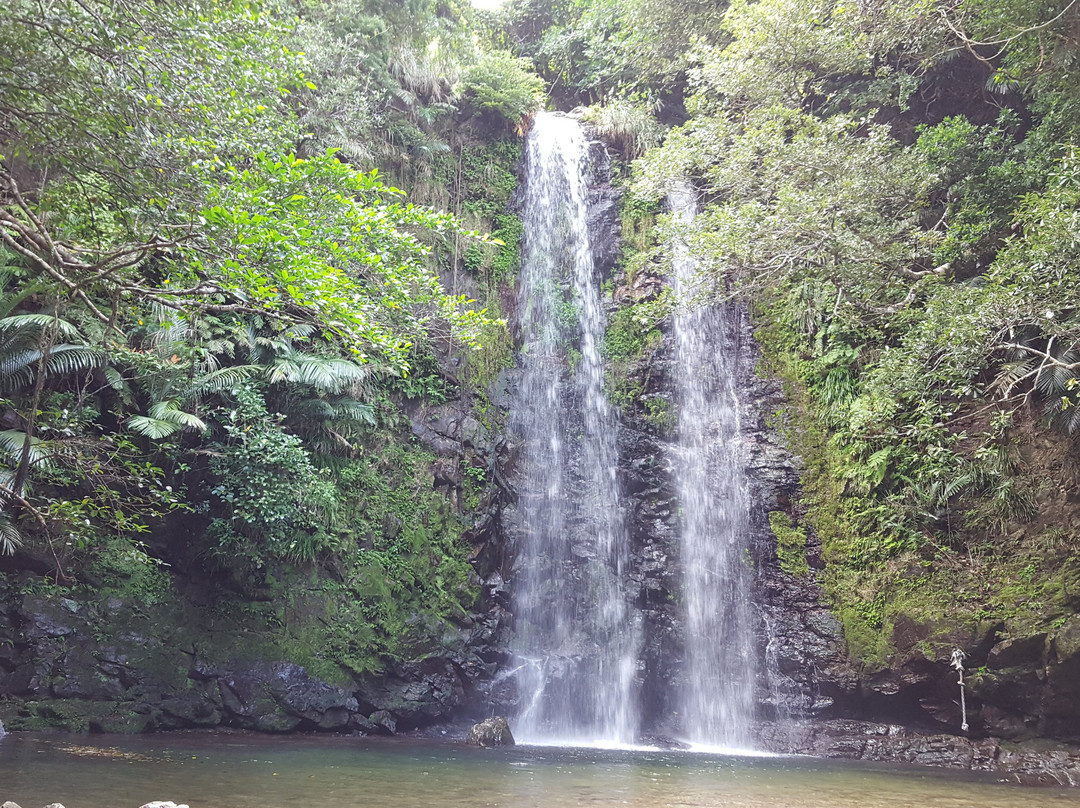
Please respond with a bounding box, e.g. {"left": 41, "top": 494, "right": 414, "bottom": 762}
{"left": 0, "top": 513, "right": 22, "bottom": 555}
{"left": 43, "top": 345, "right": 107, "bottom": 379}
{"left": 0, "top": 349, "right": 42, "bottom": 389}
{"left": 991, "top": 357, "right": 1036, "bottom": 395}
{"left": 265, "top": 356, "right": 301, "bottom": 386}
{"left": 271, "top": 354, "right": 373, "bottom": 393}
{"left": 126, "top": 415, "right": 183, "bottom": 439}
{"left": 288, "top": 398, "right": 338, "bottom": 420}
{"left": 182, "top": 365, "right": 260, "bottom": 399}
{"left": 1060, "top": 401, "right": 1080, "bottom": 435}
{"left": 0, "top": 345, "right": 106, "bottom": 391}
{"left": 148, "top": 399, "right": 208, "bottom": 432}
{"left": 0, "top": 313, "right": 83, "bottom": 341}
{"left": 0, "top": 429, "right": 53, "bottom": 466}
{"left": 330, "top": 398, "right": 376, "bottom": 425}
{"left": 286, "top": 324, "right": 318, "bottom": 339}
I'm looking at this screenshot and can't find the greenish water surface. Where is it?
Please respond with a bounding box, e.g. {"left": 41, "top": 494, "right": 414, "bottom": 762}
{"left": 0, "top": 732, "right": 1075, "bottom": 808}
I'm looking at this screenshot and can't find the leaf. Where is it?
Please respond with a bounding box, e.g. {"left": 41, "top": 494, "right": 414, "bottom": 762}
{"left": 0, "top": 345, "right": 106, "bottom": 392}
{"left": 182, "top": 365, "right": 260, "bottom": 399}
{"left": 0, "top": 429, "right": 53, "bottom": 467}
{"left": 125, "top": 415, "right": 182, "bottom": 439}
{"left": 0, "top": 514, "right": 22, "bottom": 555}
{"left": 148, "top": 399, "right": 208, "bottom": 432}
{"left": 0, "top": 313, "right": 82, "bottom": 341}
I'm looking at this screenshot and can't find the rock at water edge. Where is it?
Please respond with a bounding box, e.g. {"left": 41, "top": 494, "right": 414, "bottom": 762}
{"left": 466, "top": 716, "right": 515, "bottom": 747}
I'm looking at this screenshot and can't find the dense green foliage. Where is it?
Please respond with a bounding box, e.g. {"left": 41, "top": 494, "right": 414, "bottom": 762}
{"left": 620, "top": 0, "right": 1080, "bottom": 662}
{"left": 484, "top": 0, "right": 727, "bottom": 106}
{"left": 0, "top": 0, "right": 541, "bottom": 677}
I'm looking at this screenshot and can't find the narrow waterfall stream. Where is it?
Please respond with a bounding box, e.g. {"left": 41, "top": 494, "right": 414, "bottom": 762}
{"left": 509, "top": 112, "right": 642, "bottom": 745}
{"left": 668, "top": 184, "right": 757, "bottom": 750}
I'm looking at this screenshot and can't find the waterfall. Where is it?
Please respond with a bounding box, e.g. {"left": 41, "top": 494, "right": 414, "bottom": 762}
{"left": 508, "top": 112, "right": 642, "bottom": 746}
{"left": 668, "top": 183, "right": 757, "bottom": 750}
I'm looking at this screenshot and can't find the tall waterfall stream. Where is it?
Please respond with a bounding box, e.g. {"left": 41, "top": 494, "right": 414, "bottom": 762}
{"left": 509, "top": 112, "right": 642, "bottom": 745}
{"left": 668, "top": 183, "right": 757, "bottom": 750}
{"left": 508, "top": 115, "right": 757, "bottom": 748}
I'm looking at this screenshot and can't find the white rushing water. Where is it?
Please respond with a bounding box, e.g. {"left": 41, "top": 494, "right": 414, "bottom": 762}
{"left": 668, "top": 182, "right": 757, "bottom": 750}
{"left": 509, "top": 112, "right": 641, "bottom": 745}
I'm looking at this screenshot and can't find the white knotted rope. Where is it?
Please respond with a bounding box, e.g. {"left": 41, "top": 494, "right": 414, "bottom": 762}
{"left": 950, "top": 648, "right": 969, "bottom": 732}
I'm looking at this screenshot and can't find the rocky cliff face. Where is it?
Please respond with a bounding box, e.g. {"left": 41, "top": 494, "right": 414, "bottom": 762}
{"left": 607, "top": 290, "right": 858, "bottom": 734}
{"left": 481, "top": 123, "right": 859, "bottom": 735}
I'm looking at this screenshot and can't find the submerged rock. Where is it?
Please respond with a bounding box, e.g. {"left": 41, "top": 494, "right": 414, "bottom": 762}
{"left": 465, "top": 716, "right": 515, "bottom": 747}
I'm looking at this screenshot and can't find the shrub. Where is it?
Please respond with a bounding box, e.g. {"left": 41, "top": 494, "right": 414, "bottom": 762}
{"left": 583, "top": 96, "right": 665, "bottom": 160}
{"left": 456, "top": 50, "right": 545, "bottom": 128}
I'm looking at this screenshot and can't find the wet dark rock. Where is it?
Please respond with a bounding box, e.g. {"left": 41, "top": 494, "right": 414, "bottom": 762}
{"left": 579, "top": 128, "right": 622, "bottom": 276}
{"left": 369, "top": 710, "right": 397, "bottom": 734}
{"left": 988, "top": 634, "right": 1047, "bottom": 669}
{"left": 160, "top": 691, "right": 222, "bottom": 728}
{"left": 19, "top": 597, "right": 77, "bottom": 639}
{"left": 465, "top": 715, "right": 515, "bottom": 747}
{"left": 639, "top": 734, "right": 689, "bottom": 750}
{"left": 0, "top": 582, "right": 493, "bottom": 736}
{"left": 757, "top": 719, "right": 1080, "bottom": 786}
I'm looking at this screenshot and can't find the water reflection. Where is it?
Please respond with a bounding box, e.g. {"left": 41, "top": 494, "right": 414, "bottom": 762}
{"left": 0, "top": 733, "right": 1073, "bottom": 808}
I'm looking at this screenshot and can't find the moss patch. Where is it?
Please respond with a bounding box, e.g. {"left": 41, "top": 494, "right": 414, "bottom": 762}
{"left": 768, "top": 511, "right": 809, "bottom": 577}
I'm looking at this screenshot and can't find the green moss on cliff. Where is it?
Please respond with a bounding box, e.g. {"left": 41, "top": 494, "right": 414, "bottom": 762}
{"left": 769, "top": 511, "right": 809, "bottom": 577}
{"left": 754, "top": 309, "right": 1080, "bottom": 670}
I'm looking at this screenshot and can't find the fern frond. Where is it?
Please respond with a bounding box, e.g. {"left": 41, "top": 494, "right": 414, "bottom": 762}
{"left": 103, "top": 366, "right": 126, "bottom": 391}
{"left": 0, "top": 279, "right": 49, "bottom": 320}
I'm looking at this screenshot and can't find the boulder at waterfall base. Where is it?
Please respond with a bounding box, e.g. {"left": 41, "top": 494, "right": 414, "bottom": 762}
{"left": 466, "top": 716, "right": 515, "bottom": 747}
